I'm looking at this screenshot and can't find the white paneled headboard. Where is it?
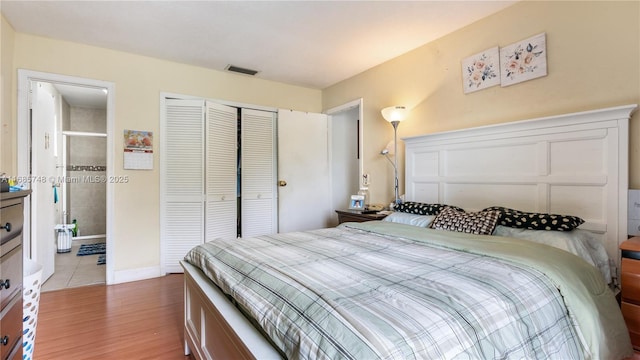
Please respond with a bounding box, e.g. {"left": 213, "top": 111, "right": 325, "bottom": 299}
{"left": 404, "top": 104, "right": 637, "bottom": 274}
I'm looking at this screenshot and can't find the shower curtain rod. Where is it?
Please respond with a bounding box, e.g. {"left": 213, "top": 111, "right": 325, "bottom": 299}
{"left": 62, "top": 130, "right": 106, "bottom": 137}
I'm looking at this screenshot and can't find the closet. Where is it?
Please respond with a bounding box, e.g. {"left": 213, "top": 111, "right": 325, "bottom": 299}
{"left": 161, "top": 100, "right": 277, "bottom": 273}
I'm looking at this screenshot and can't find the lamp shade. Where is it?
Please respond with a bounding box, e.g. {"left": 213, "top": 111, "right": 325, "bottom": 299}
{"left": 381, "top": 106, "right": 408, "bottom": 123}
{"left": 383, "top": 140, "right": 395, "bottom": 155}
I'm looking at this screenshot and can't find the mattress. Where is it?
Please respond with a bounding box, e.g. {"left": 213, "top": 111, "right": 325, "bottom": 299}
{"left": 184, "top": 221, "right": 632, "bottom": 359}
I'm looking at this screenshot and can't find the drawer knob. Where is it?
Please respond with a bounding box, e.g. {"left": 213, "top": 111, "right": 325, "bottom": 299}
{"left": 1, "top": 335, "right": 8, "bottom": 346}
{"left": 0, "top": 222, "right": 10, "bottom": 232}
{"left": 0, "top": 279, "right": 10, "bottom": 290}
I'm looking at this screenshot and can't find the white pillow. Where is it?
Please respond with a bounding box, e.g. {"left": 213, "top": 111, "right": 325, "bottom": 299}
{"left": 383, "top": 212, "right": 435, "bottom": 227}
{"left": 493, "top": 225, "right": 611, "bottom": 284}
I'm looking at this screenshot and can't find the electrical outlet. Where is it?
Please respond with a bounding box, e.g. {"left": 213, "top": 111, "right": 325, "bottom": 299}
{"left": 362, "top": 174, "right": 370, "bottom": 186}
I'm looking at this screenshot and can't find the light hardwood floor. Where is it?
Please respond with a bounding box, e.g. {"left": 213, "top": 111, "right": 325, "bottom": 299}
{"left": 35, "top": 274, "right": 190, "bottom": 359}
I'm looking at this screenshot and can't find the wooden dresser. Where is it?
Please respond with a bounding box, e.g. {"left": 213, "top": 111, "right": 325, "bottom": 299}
{"left": 620, "top": 236, "right": 640, "bottom": 351}
{"left": 0, "top": 190, "right": 30, "bottom": 359}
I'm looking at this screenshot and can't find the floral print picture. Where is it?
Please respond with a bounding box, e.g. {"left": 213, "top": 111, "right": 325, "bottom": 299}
{"left": 500, "top": 33, "right": 547, "bottom": 87}
{"left": 462, "top": 46, "right": 500, "bottom": 94}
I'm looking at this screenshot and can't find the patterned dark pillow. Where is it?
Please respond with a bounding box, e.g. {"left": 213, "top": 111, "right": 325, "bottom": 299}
{"left": 430, "top": 207, "right": 500, "bottom": 235}
{"left": 393, "top": 202, "right": 464, "bottom": 215}
{"left": 483, "top": 206, "right": 584, "bottom": 231}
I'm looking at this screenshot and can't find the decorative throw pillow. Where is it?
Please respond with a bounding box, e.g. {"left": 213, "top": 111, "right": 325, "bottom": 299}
{"left": 483, "top": 206, "right": 584, "bottom": 231}
{"left": 393, "top": 202, "right": 464, "bottom": 215}
{"left": 382, "top": 212, "right": 435, "bottom": 227}
{"left": 430, "top": 207, "right": 500, "bottom": 235}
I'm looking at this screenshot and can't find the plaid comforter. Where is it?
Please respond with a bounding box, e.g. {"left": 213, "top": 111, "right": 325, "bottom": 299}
{"left": 184, "top": 222, "right": 628, "bottom": 359}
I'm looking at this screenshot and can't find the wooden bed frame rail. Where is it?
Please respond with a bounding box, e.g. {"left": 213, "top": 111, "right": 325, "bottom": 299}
{"left": 181, "top": 261, "right": 282, "bottom": 359}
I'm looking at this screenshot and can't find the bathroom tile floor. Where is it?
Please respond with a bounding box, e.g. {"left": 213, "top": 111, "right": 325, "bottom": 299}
{"left": 41, "top": 239, "right": 106, "bottom": 292}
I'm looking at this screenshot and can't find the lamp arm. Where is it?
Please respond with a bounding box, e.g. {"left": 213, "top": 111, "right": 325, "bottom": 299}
{"left": 383, "top": 154, "right": 396, "bottom": 169}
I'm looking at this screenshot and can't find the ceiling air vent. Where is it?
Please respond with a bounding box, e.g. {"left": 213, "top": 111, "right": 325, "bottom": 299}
{"left": 225, "top": 65, "right": 259, "bottom": 76}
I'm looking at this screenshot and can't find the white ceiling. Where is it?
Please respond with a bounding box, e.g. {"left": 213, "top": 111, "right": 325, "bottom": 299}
{"left": 2, "top": 0, "right": 516, "bottom": 92}
{"left": 51, "top": 83, "right": 108, "bottom": 109}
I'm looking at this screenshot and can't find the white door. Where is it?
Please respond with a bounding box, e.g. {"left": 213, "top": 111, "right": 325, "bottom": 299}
{"left": 241, "top": 108, "right": 277, "bottom": 238}
{"left": 205, "top": 102, "right": 237, "bottom": 241}
{"left": 161, "top": 99, "right": 205, "bottom": 273}
{"left": 31, "top": 82, "right": 58, "bottom": 281}
{"left": 240, "top": 109, "right": 278, "bottom": 237}
{"left": 277, "top": 110, "right": 331, "bottom": 232}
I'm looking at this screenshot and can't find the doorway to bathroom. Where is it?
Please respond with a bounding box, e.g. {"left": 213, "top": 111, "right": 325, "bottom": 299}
{"left": 48, "top": 104, "right": 108, "bottom": 291}
{"left": 17, "top": 70, "right": 115, "bottom": 290}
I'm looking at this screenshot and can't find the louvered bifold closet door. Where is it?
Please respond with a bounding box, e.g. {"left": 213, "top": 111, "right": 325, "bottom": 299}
{"left": 205, "top": 102, "right": 238, "bottom": 241}
{"left": 241, "top": 108, "right": 277, "bottom": 238}
{"left": 161, "top": 99, "right": 205, "bottom": 273}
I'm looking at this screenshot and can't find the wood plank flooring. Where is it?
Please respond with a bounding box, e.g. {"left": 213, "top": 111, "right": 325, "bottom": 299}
{"left": 35, "top": 274, "right": 191, "bottom": 359}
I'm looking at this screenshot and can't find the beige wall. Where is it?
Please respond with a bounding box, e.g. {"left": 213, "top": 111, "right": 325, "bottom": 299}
{"left": 4, "top": 26, "right": 322, "bottom": 278}
{"left": 1, "top": 15, "right": 15, "bottom": 175}
{"left": 323, "top": 1, "right": 640, "bottom": 205}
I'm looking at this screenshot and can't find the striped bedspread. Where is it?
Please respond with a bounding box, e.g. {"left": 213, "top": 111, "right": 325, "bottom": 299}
{"left": 184, "top": 221, "right": 632, "bottom": 360}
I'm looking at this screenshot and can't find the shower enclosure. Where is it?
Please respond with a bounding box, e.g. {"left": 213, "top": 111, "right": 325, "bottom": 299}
{"left": 61, "top": 107, "right": 107, "bottom": 240}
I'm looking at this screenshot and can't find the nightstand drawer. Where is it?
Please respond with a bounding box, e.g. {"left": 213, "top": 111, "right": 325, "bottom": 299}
{"left": 622, "top": 301, "right": 640, "bottom": 350}
{"left": 335, "top": 210, "right": 387, "bottom": 224}
{"left": 622, "top": 258, "right": 640, "bottom": 304}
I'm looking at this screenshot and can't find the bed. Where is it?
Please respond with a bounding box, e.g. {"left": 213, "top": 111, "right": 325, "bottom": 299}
{"left": 180, "top": 104, "right": 637, "bottom": 360}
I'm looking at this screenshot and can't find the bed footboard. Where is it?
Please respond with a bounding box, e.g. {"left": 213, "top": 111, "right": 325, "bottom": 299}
{"left": 180, "top": 260, "right": 282, "bottom": 360}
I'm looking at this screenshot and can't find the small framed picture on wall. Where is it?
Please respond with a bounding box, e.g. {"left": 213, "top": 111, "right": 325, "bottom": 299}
{"left": 462, "top": 46, "right": 500, "bottom": 94}
{"left": 500, "top": 33, "right": 547, "bottom": 87}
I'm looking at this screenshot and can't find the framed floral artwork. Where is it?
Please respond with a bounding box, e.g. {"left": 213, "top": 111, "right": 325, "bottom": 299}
{"left": 500, "top": 33, "right": 547, "bottom": 87}
{"left": 462, "top": 46, "right": 500, "bottom": 94}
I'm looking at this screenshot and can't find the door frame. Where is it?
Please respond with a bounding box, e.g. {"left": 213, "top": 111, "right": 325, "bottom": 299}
{"left": 17, "top": 69, "right": 116, "bottom": 284}
{"left": 326, "top": 98, "right": 364, "bottom": 224}
{"left": 326, "top": 98, "right": 364, "bottom": 184}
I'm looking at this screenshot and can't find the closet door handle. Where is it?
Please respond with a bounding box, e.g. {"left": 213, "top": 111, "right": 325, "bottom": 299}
{"left": 278, "top": 180, "right": 287, "bottom": 187}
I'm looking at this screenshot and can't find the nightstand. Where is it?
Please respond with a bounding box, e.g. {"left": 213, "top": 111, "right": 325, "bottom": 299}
{"left": 620, "top": 237, "right": 640, "bottom": 350}
{"left": 335, "top": 209, "right": 387, "bottom": 224}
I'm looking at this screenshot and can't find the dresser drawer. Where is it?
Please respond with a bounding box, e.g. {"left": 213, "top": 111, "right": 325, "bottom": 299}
{"left": 622, "top": 258, "right": 640, "bottom": 304}
{"left": 623, "top": 301, "right": 640, "bottom": 350}
{"left": 0, "top": 200, "right": 24, "bottom": 248}
{"left": 0, "top": 244, "right": 22, "bottom": 310}
{"left": 0, "top": 295, "right": 23, "bottom": 360}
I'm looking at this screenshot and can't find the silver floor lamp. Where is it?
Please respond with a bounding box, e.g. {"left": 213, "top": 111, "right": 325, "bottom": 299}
{"left": 380, "top": 106, "right": 409, "bottom": 206}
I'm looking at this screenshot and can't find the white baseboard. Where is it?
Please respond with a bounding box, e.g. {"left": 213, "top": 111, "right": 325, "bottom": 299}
{"left": 111, "top": 266, "right": 162, "bottom": 285}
